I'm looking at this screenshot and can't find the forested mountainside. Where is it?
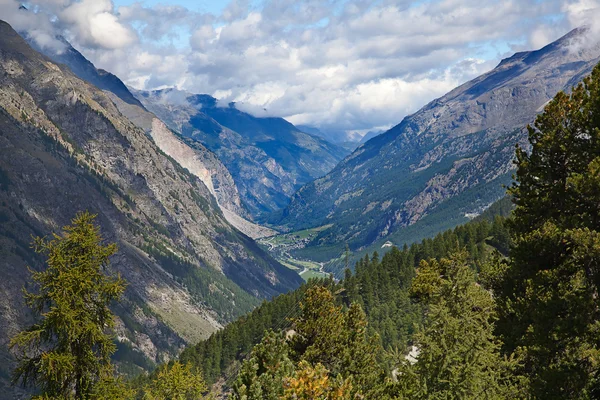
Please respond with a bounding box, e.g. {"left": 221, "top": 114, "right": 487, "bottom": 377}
{"left": 0, "top": 20, "right": 301, "bottom": 397}
{"left": 179, "top": 196, "right": 512, "bottom": 388}
{"left": 6, "top": 13, "right": 600, "bottom": 399}
{"left": 133, "top": 88, "right": 350, "bottom": 218}
{"left": 176, "top": 61, "right": 600, "bottom": 397}
{"left": 275, "top": 27, "right": 600, "bottom": 259}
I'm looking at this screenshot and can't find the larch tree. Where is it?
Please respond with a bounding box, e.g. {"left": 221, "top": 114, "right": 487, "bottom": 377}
{"left": 143, "top": 361, "right": 207, "bottom": 400}
{"left": 10, "top": 212, "right": 126, "bottom": 399}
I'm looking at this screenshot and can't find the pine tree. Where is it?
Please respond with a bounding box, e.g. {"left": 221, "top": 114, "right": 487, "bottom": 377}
{"left": 10, "top": 212, "right": 126, "bottom": 399}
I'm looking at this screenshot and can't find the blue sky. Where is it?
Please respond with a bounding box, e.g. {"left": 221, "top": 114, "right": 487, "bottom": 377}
{"left": 4, "top": 0, "right": 599, "bottom": 133}
{"left": 113, "top": 0, "right": 232, "bottom": 14}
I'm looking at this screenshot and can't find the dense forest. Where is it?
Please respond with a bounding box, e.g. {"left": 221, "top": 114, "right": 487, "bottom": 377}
{"left": 8, "top": 62, "right": 600, "bottom": 399}
{"left": 179, "top": 198, "right": 512, "bottom": 385}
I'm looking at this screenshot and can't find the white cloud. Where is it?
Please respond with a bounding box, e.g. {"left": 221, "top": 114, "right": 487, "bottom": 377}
{"left": 43, "top": 0, "right": 137, "bottom": 49}
{"left": 2, "top": 0, "right": 597, "bottom": 134}
{"left": 0, "top": 0, "right": 65, "bottom": 52}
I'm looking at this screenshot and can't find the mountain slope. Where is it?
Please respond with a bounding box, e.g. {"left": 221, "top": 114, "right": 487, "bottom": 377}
{"left": 134, "top": 89, "right": 349, "bottom": 218}
{"left": 27, "top": 35, "right": 144, "bottom": 109}
{"left": 29, "top": 33, "right": 276, "bottom": 239}
{"left": 296, "top": 124, "right": 361, "bottom": 144}
{"left": 0, "top": 20, "right": 301, "bottom": 395}
{"left": 276, "top": 27, "right": 600, "bottom": 258}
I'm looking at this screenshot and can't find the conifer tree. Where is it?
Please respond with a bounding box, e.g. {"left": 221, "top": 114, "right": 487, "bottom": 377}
{"left": 10, "top": 212, "right": 126, "bottom": 399}
{"left": 289, "top": 286, "right": 384, "bottom": 398}
{"left": 490, "top": 62, "right": 600, "bottom": 398}
{"left": 397, "top": 252, "right": 525, "bottom": 399}
{"left": 230, "top": 331, "right": 294, "bottom": 400}
{"left": 143, "top": 361, "right": 207, "bottom": 400}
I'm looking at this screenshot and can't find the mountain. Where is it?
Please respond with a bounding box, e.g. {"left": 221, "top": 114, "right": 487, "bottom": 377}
{"left": 275, "top": 27, "right": 600, "bottom": 261}
{"left": 180, "top": 198, "right": 513, "bottom": 389}
{"left": 26, "top": 29, "right": 278, "bottom": 241}
{"left": 296, "top": 124, "right": 361, "bottom": 144}
{"left": 359, "top": 129, "right": 384, "bottom": 144}
{"left": 297, "top": 124, "right": 361, "bottom": 153}
{"left": 27, "top": 35, "right": 144, "bottom": 109}
{"left": 0, "top": 20, "right": 302, "bottom": 395}
{"left": 133, "top": 89, "right": 349, "bottom": 219}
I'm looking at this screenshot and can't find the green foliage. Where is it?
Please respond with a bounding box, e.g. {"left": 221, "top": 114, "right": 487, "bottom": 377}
{"left": 90, "top": 376, "right": 136, "bottom": 400}
{"left": 140, "top": 241, "right": 259, "bottom": 323}
{"left": 142, "top": 362, "right": 207, "bottom": 400}
{"left": 179, "top": 281, "right": 321, "bottom": 383}
{"left": 183, "top": 213, "right": 511, "bottom": 390}
{"left": 230, "top": 331, "right": 294, "bottom": 400}
{"left": 165, "top": 64, "right": 600, "bottom": 399}
{"left": 473, "top": 196, "right": 514, "bottom": 222}
{"left": 10, "top": 212, "right": 126, "bottom": 399}
{"left": 289, "top": 286, "right": 384, "bottom": 398}
{"left": 396, "top": 252, "right": 526, "bottom": 399}
{"left": 281, "top": 361, "right": 353, "bottom": 400}
{"left": 230, "top": 287, "right": 383, "bottom": 399}
{"left": 510, "top": 68, "right": 600, "bottom": 235}
{"left": 490, "top": 62, "right": 600, "bottom": 398}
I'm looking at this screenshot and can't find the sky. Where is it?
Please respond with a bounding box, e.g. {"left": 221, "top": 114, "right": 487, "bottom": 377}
{"left": 2, "top": 0, "right": 600, "bottom": 137}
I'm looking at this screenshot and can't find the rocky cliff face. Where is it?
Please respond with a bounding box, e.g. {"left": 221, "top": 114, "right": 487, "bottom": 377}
{"left": 27, "top": 32, "right": 274, "bottom": 239}
{"left": 277, "top": 27, "right": 600, "bottom": 257}
{"left": 106, "top": 91, "right": 275, "bottom": 239}
{"left": 133, "top": 89, "right": 349, "bottom": 219}
{"left": 0, "top": 20, "right": 301, "bottom": 397}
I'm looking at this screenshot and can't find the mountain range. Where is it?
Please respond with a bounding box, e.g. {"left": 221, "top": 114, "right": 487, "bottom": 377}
{"left": 2, "top": 12, "right": 600, "bottom": 399}
{"left": 273, "top": 27, "right": 600, "bottom": 265}
{"left": 0, "top": 19, "right": 303, "bottom": 396}
{"left": 132, "top": 89, "right": 350, "bottom": 219}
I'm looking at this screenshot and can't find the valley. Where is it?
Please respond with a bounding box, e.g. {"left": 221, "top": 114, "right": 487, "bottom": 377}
{"left": 257, "top": 225, "right": 333, "bottom": 281}
{"left": 2, "top": 2, "right": 600, "bottom": 398}
{"left": 267, "top": 27, "right": 600, "bottom": 274}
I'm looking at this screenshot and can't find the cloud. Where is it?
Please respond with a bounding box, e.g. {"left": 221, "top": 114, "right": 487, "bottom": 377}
{"left": 2, "top": 0, "right": 597, "bottom": 135}
{"left": 0, "top": 0, "right": 66, "bottom": 52}
{"left": 58, "top": 0, "right": 137, "bottom": 49}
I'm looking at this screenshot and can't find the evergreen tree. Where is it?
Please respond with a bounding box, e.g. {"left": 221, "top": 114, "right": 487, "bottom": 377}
{"left": 180, "top": 211, "right": 510, "bottom": 392}
{"left": 490, "top": 63, "right": 600, "bottom": 398}
{"left": 289, "top": 286, "right": 384, "bottom": 398}
{"left": 230, "top": 331, "right": 294, "bottom": 400}
{"left": 397, "top": 252, "right": 525, "bottom": 399}
{"left": 143, "top": 361, "right": 207, "bottom": 400}
{"left": 10, "top": 212, "right": 126, "bottom": 399}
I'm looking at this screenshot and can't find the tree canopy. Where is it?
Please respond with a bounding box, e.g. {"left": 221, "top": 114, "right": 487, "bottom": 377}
{"left": 10, "top": 212, "right": 125, "bottom": 399}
